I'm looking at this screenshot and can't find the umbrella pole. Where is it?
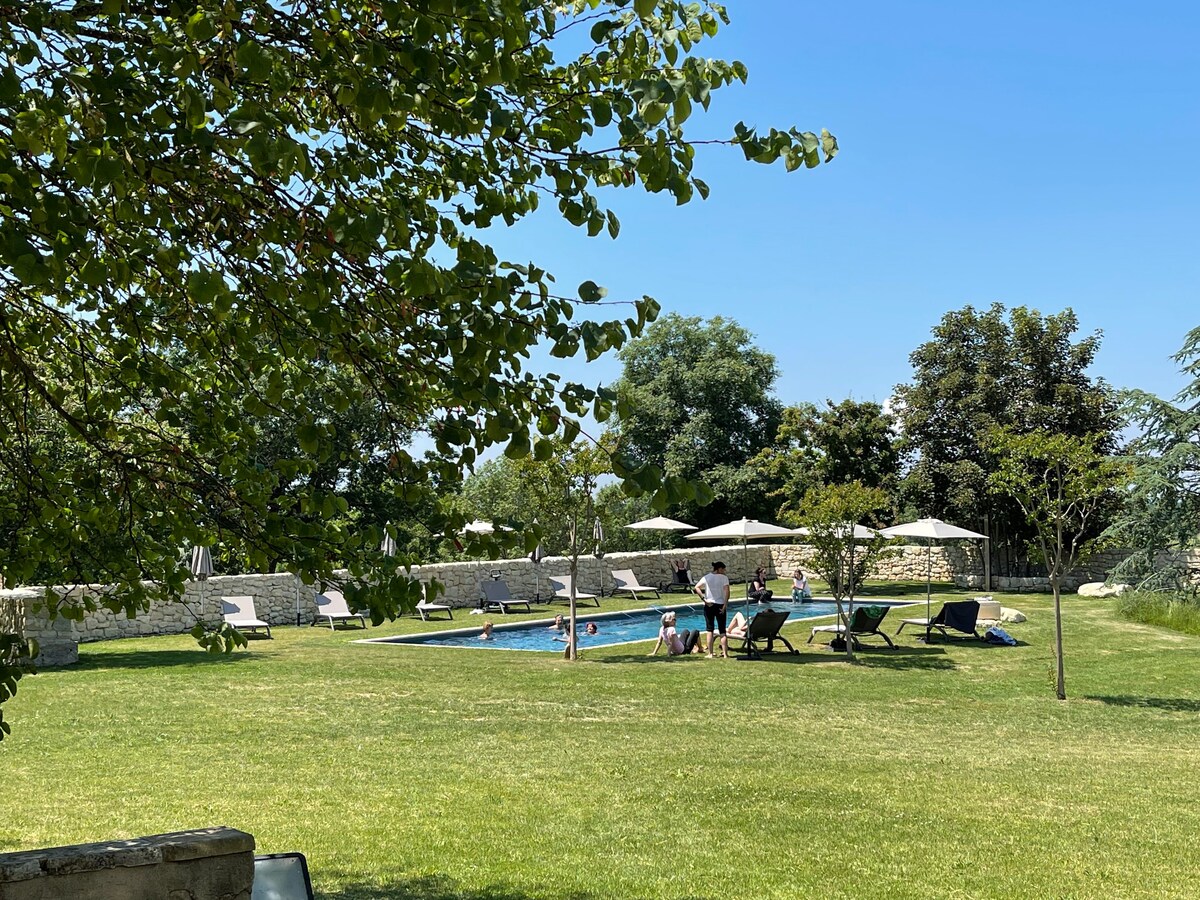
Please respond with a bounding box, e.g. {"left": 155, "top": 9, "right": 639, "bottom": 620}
{"left": 925, "top": 540, "right": 933, "bottom": 641}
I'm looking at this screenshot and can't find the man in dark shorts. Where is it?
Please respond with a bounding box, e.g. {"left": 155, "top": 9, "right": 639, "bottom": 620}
{"left": 696, "top": 561, "right": 731, "bottom": 659}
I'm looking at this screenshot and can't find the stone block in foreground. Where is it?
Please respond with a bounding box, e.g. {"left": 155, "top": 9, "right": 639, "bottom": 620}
{"left": 0, "top": 826, "right": 254, "bottom": 900}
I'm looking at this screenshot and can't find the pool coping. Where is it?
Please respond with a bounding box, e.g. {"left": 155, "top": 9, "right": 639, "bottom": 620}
{"left": 353, "top": 597, "right": 921, "bottom": 652}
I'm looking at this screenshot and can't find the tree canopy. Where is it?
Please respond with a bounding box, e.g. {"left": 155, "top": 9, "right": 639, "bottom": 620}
{"left": 611, "top": 312, "right": 782, "bottom": 527}
{"left": 0, "top": 1, "right": 837, "bottom": 734}
{"left": 894, "top": 303, "right": 1119, "bottom": 573}
{"left": 0, "top": 2, "right": 834, "bottom": 601}
{"left": 748, "top": 399, "right": 901, "bottom": 523}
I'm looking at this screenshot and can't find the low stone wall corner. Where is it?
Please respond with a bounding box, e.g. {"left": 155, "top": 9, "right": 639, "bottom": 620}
{"left": 0, "top": 826, "right": 254, "bottom": 900}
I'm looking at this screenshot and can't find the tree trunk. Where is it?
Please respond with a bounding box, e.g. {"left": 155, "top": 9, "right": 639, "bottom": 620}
{"left": 567, "top": 509, "right": 578, "bottom": 661}
{"left": 1052, "top": 578, "right": 1066, "bottom": 700}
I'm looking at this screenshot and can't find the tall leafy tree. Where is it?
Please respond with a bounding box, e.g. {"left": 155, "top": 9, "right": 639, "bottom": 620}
{"left": 611, "top": 313, "right": 781, "bottom": 527}
{"left": 0, "top": 1, "right": 836, "bottom": 734}
{"left": 894, "top": 304, "right": 1119, "bottom": 574}
{"left": 988, "top": 429, "right": 1131, "bottom": 700}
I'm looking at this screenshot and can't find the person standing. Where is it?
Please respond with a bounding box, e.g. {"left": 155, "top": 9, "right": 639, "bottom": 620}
{"left": 696, "top": 560, "right": 731, "bottom": 659}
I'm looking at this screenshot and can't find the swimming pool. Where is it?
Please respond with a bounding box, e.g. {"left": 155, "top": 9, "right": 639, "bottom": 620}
{"left": 358, "top": 598, "right": 912, "bottom": 652}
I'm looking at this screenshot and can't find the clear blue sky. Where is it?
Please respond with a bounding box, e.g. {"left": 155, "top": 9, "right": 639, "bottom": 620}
{"left": 481, "top": 0, "right": 1199, "bottom": 417}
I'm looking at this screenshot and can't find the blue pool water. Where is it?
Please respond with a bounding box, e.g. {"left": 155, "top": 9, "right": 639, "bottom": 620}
{"left": 360, "top": 598, "right": 909, "bottom": 652}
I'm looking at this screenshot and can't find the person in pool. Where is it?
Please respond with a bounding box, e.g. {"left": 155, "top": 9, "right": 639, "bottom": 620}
{"left": 546, "top": 614, "right": 565, "bottom": 632}
{"left": 479, "top": 621, "right": 494, "bottom": 641}
{"left": 585, "top": 622, "right": 598, "bottom": 635}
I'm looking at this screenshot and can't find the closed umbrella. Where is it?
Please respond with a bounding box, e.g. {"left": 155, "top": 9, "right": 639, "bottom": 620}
{"left": 530, "top": 535, "right": 546, "bottom": 603}
{"left": 592, "top": 517, "right": 605, "bottom": 560}
{"left": 879, "top": 518, "right": 988, "bottom": 630}
{"left": 189, "top": 545, "right": 214, "bottom": 624}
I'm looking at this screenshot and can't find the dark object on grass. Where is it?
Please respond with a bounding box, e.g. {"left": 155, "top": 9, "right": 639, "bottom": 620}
{"left": 253, "top": 852, "right": 314, "bottom": 899}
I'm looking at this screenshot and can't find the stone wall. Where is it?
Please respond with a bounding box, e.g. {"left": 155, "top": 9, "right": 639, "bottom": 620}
{"left": 0, "top": 826, "right": 254, "bottom": 900}
{"left": 2, "top": 541, "right": 1153, "bottom": 646}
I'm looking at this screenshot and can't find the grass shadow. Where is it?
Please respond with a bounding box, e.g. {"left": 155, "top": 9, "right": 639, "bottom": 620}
{"left": 74, "top": 649, "right": 249, "bottom": 672}
{"left": 1084, "top": 695, "right": 1200, "bottom": 713}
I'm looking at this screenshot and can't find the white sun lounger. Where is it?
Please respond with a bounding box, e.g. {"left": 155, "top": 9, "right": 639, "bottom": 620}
{"left": 221, "top": 595, "right": 272, "bottom": 638}
{"left": 547, "top": 575, "right": 600, "bottom": 607}
{"left": 610, "top": 569, "right": 660, "bottom": 600}
{"left": 312, "top": 590, "right": 367, "bottom": 631}
{"left": 416, "top": 584, "right": 454, "bottom": 621}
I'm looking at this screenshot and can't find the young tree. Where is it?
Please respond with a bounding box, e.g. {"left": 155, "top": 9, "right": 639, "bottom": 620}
{"left": 987, "top": 429, "right": 1131, "bottom": 700}
{"left": 0, "top": 3, "right": 836, "bottom": 732}
{"left": 611, "top": 313, "right": 783, "bottom": 527}
{"left": 895, "top": 304, "right": 1119, "bottom": 578}
{"left": 799, "top": 482, "right": 894, "bottom": 661}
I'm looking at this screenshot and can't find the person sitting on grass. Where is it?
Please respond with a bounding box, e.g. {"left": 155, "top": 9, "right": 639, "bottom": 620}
{"left": 648, "top": 611, "right": 701, "bottom": 656}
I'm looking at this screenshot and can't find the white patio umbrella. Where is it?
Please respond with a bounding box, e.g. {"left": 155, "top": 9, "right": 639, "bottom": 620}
{"left": 879, "top": 518, "right": 988, "bottom": 626}
{"left": 626, "top": 515, "right": 696, "bottom": 578}
{"left": 463, "top": 520, "right": 509, "bottom": 602}
{"left": 688, "top": 518, "right": 795, "bottom": 624}
{"left": 592, "top": 517, "right": 605, "bottom": 560}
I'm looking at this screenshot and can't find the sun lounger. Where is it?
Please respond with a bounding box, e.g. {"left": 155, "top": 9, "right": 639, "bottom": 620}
{"left": 221, "top": 595, "right": 272, "bottom": 638}
{"left": 661, "top": 559, "right": 695, "bottom": 593}
{"left": 480, "top": 579, "right": 532, "bottom": 614}
{"left": 547, "top": 575, "right": 600, "bottom": 607}
{"left": 808, "top": 604, "right": 895, "bottom": 649}
{"left": 416, "top": 584, "right": 454, "bottom": 621}
{"left": 896, "top": 599, "right": 982, "bottom": 640}
{"left": 610, "top": 569, "right": 660, "bottom": 600}
{"left": 312, "top": 590, "right": 367, "bottom": 631}
{"left": 727, "top": 609, "right": 797, "bottom": 659}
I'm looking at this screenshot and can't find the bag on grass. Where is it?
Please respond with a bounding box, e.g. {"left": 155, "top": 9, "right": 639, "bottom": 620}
{"left": 983, "top": 626, "right": 1017, "bottom": 646}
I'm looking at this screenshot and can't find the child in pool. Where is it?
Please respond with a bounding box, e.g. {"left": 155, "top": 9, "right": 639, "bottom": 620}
{"left": 479, "top": 621, "right": 494, "bottom": 640}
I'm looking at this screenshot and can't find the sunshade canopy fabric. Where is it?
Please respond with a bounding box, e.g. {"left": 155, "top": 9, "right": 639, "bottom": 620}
{"left": 879, "top": 518, "right": 987, "bottom": 540}
{"left": 626, "top": 516, "right": 696, "bottom": 531}
{"left": 687, "top": 518, "right": 795, "bottom": 541}
{"left": 189, "top": 545, "right": 214, "bottom": 580}
{"left": 793, "top": 524, "right": 880, "bottom": 540}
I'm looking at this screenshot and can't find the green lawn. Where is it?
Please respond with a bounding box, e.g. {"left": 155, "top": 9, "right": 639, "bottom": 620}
{"left": 4, "top": 581, "right": 1200, "bottom": 899}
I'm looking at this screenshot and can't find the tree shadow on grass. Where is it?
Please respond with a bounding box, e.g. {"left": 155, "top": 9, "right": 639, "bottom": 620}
{"left": 593, "top": 643, "right": 957, "bottom": 671}
{"left": 1084, "top": 695, "right": 1200, "bottom": 713}
{"left": 317, "top": 875, "right": 600, "bottom": 900}
{"left": 73, "top": 648, "right": 250, "bottom": 672}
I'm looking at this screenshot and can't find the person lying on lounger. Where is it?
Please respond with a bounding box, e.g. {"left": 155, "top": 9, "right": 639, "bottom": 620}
{"left": 728, "top": 611, "right": 749, "bottom": 638}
